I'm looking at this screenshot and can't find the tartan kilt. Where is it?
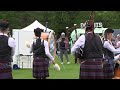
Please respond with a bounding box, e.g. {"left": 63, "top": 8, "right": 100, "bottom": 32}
{"left": 0, "top": 61, "right": 12, "bottom": 79}
{"left": 103, "top": 57, "right": 114, "bottom": 79}
{"left": 80, "top": 58, "right": 104, "bottom": 79}
{"left": 33, "top": 57, "right": 49, "bottom": 79}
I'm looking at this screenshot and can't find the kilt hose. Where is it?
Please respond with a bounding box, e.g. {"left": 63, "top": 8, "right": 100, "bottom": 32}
{"left": 33, "top": 57, "right": 49, "bottom": 79}
{"left": 0, "top": 60, "right": 12, "bottom": 79}
{"left": 103, "top": 57, "right": 114, "bottom": 79}
{"left": 80, "top": 58, "right": 104, "bottom": 79}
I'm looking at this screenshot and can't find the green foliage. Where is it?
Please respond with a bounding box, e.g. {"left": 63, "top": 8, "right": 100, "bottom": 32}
{"left": 0, "top": 11, "right": 120, "bottom": 35}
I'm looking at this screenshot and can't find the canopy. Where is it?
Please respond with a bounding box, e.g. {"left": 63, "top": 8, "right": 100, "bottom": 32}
{"left": 18, "top": 20, "right": 53, "bottom": 33}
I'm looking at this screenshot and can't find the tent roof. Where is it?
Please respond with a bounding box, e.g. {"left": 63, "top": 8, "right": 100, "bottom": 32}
{"left": 18, "top": 20, "right": 53, "bottom": 33}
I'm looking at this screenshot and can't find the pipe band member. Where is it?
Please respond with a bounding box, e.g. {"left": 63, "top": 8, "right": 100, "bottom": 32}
{"left": 0, "top": 20, "right": 16, "bottom": 79}
{"left": 103, "top": 28, "right": 120, "bottom": 79}
{"left": 71, "top": 20, "right": 104, "bottom": 79}
{"left": 30, "top": 28, "right": 55, "bottom": 79}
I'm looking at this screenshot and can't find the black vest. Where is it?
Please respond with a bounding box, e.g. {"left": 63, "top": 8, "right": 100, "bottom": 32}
{"left": 103, "top": 40, "right": 114, "bottom": 59}
{"left": 33, "top": 38, "right": 48, "bottom": 58}
{"left": 60, "top": 38, "right": 65, "bottom": 49}
{"left": 0, "top": 35, "right": 12, "bottom": 62}
{"left": 83, "top": 33, "right": 103, "bottom": 59}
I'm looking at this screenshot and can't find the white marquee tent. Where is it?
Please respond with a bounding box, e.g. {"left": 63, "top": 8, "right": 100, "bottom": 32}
{"left": 12, "top": 20, "right": 54, "bottom": 68}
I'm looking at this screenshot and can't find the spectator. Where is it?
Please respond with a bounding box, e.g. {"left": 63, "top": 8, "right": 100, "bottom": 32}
{"left": 57, "top": 32, "right": 70, "bottom": 64}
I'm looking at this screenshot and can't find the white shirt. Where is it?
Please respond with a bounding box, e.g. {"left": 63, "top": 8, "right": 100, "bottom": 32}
{"left": 71, "top": 32, "right": 105, "bottom": 58}
{"left": 0, "top": 33, "right": 16, "bottom": 56}
{"left": 103, "top": 40, "right": 120, "bottom": 54}
{"left": 71, "top": 34, "right": 85, "bottom": 55}
{"left": 30, "top": 37, "right": 54, "bottom": 61}
{"left": 103, "top": 40, "right": 120, "bottom": 61}
{"left": 116, "top": 41, "right": 120, "bottom": 47}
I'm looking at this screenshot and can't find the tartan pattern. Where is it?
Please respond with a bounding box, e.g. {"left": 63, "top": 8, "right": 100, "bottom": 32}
{"left": 103, "top": 58, "right": 114, "bottom": 79}
{"left": 0, "top": 63, "right": 12, "bottom": 79}
{"left": 33, "top": 57, "right": 49, "bottom": 79}
{"left": 80, "top": 59, "right": 104, "bottom": 79}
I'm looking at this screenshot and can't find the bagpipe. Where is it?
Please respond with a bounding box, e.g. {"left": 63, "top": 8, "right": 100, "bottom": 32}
{"left": 25, "top": 22, "right": 60, "bottom": 71}
{"left": 41, "top": 31, "right": 56, "bottom": 59}
{"left": 25, "top": 31, "right": 56, "bottom": 59}
{"left": 74, "top": 46, "right": 84, "bottom": 60}
{"left": 71, "top": 11, "right": 94, "bottom": 60}
{"left": 25, "top": 22, "right": 56, "bottom": 60}
{"left": 41, "top": 22, "right": 56, "bottom": 60}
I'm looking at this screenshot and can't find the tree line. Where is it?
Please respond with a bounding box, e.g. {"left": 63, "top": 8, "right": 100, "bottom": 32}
{"left": 0, "top": 11, "right": 120, "bottom": 37}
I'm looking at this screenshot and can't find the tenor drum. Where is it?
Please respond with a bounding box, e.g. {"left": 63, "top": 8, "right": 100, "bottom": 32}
{"left": 114, "top": 63, "right": 120, "bottom": 79}
{"left": 41, "top": 32, "right": 56, "bottom": 59}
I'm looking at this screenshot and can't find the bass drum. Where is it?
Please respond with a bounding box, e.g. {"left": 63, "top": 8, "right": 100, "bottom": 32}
{"left": 41, "top": 32, "right": 56, "bottom": 59}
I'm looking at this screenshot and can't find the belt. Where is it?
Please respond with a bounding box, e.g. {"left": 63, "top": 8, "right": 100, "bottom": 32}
{"left": 0, "top": 59, "right": 10, "bottom": 64}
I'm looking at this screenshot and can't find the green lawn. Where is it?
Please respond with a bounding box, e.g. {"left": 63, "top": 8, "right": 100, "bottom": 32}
{"left": 12, "top": 54, "right": 80, "bottom": 79}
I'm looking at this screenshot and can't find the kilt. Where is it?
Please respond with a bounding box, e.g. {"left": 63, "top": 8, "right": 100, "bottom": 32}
{"left": 103, "top": 57, "right": 114, "bottom": 79}
{"left": 80, "top": 58, "right": 104, "bottom": 79}
{"left": 0, "top": 60, "right": 12, "bottom": 79}
{"left": 33, "top": 57, "right": 49, "bottom": 79}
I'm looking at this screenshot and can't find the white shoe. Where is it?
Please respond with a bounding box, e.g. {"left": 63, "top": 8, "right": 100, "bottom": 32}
{"left": 61, "top": 62, "right": 63, "bottom": 64}
{"left": 67, "top": 62, "right": 70, "bottom": 64}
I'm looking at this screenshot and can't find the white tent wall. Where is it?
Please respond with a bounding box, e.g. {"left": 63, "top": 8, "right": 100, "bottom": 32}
{"left": 12, "top": 30, "right": 34, "bottom": 68}
{"left": 14, "top": 31, "right": 34, "bottom": 55}
{"left": 12, "top": 20, "right": 54, "bottom": 68}
{"left": 12, "top": 30, "right": 19, "bottom": 56}
{"left": 12, "top": 30, "right": 19, "bottom": 66}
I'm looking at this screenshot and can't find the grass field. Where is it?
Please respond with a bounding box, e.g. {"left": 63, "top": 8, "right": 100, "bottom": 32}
{"left": 12, "top": 54, "right": 80, "bottom": 79}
